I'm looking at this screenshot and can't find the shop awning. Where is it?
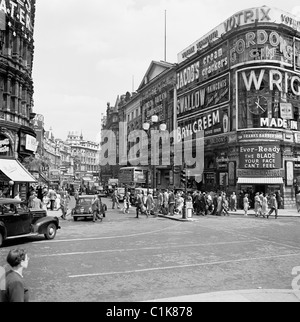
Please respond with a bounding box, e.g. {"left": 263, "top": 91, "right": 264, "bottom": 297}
{"left": 237, "top": 177, "right": 284, "bottom": 185}
{"left": 0, "top": 159, "right": 37, "bottom": 183}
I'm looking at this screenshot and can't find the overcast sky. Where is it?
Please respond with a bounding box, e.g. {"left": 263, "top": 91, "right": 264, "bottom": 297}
{"left": 32, "top": 0, "right": 300, "bottom": 142}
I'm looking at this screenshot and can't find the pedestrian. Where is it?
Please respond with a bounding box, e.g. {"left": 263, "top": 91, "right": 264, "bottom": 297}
{"left": 163, "top": 189, "right": 169, "bottom": 215}
{"left": 27, "top": 190, "right": 36, "bottom": 208}
{"left": 296, "top": 191, "right": 300, "bottom": 213}
{"left": 36, "top": 184, "right": 43, "bottom": 202}
{"left": 267, "top": 194, "right": 278, "bottom": 219}
{"left": 135, "top": 190, "right": 144, "bottom": 219}
{"left": 168, "top": 190, "right": 175, "bottom": 216}
{"left": 48, "top": 188, "right": 57, "bottom": 211}
{"left": 112, "top": 189, "right": 120, "bottom": 210}
{"left": 92, "top": 194, "right": 103, "bottom": 223}
{"left": 216, "top": 193, "right": 223, "bottom": 216}
{"left": 14, "top": 192, "right": 22, "bottom": 202}
{"left": 123, "top": 192, "right": 131, "bottom": 214}
{"left": 175, "top": 192, "right": 184, "bottom": 215}
{"left": 275, "top": 191, "right": 283, "bottom": 210}
{"left": 0, "top": 249, "right": 30, "bottom": 302}
{"left": 211, "top": 193, "right": 218, "bottom": 216}
{"left": 254, "top": 192, "right": 262, "bottom": 217}
{"left": 60, "top": 193, "right": 67, "bottom": 220}
{"left": 230, "top": 192, "right": 237, "bottom": 212}
{"left": 205, "top": 193, "right": 213, "bottom": 215}
{"left": 42, "top": 192, "right": 50, "bottom": 211}
{"left": 146, "top": 192, "right": 154, "bottom": 217}
{"left": 157, "top": 190, "right": 163, "bottom": 214}
{"left": 261, "top": 193, "right": 268, "bottom": 218}
{"left": 29, "top": 193, "right": 43, "bottom": 210}
{"left": 222, "top": 193, "right": 230, "bottom": 216}
{"left": 243, "top": 194, "right": 250, "bottom": 216}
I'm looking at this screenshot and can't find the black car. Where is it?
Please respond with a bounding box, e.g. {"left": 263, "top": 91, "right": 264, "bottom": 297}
{"left": 0, "top": 199, "right": 61, "bottom": 247}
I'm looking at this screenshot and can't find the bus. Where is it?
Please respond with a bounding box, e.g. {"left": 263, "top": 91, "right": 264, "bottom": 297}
{"left": 118, "top": 167, "right": 148, "bottom": 188}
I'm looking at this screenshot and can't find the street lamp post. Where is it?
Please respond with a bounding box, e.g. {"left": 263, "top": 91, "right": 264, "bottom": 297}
{"left": 143, "top": 115, "right": 167, "bottom": 197}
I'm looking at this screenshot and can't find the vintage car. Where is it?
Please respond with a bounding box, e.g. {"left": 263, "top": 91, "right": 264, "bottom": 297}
{"left": 71, "top": 195, "right": 96, "bottom": 221}
{"left": 0, "top": 199, "right": 61, "bottom": 247}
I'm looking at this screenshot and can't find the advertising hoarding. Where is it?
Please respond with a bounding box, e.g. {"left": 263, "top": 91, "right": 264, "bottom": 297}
{"left": 178, "top": 6, "right": 300, "bottom": 63}
{"left": 239, "top": 144, "right": 282, "bottom": 169}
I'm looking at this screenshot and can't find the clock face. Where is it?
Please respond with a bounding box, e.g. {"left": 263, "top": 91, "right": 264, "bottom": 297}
{"left": 248, "top": 95, "right": 268, "bottom": 115}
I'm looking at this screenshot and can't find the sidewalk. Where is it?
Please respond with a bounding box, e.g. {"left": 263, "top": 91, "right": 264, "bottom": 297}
{"left": 158, "top": 207, "right": 300, "bottom": 221}
{"left": 146, "top": 289, "right": 300, "bottom": 302}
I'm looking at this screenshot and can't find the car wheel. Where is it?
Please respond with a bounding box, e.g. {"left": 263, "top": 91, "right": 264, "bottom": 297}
{"left": 74, "top": 217, "right": 78, "bottom": 222}
{"left": 0, "top": 233, "right": 3, "bottom": 247}
{"left": 44, "top": 223, "right": 57, "bottom": 240}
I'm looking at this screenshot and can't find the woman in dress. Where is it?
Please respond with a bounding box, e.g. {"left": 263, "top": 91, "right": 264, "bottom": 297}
{"left": 261, "top": 193, "right": 268, "bottom": 218}
{"left": 243, "top": 194, "right": 250, "bottom": 216}
{"left": 254, "top": 192, "right": 262, "bottom": 217}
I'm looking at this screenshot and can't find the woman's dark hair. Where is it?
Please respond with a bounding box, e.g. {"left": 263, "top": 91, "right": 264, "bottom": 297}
{"left": 6, "top": 249, "right": 26, "bottom": 268}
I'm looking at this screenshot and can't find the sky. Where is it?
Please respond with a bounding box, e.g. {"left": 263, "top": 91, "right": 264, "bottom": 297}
{"left": 32, "top": 0, "right": 300, "bottom": 143}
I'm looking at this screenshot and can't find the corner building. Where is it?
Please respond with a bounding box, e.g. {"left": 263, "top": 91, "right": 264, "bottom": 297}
{"left": 0, "top": 0, "right": 37, "bottom": 198}
{"left": 176, "top": 6, "right": 300, "bottom": 208}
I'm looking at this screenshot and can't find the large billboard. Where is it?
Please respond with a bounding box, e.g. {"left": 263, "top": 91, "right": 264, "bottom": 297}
{"left": 176, "top": 42, "right": 229, "bottom": 93}
{"left": 239, "top": 144, "right": 282, "bottom": 169}
{"left": 177, "top": 73, "right": 230, "bottom": 119}
{"left": 178, "top": 6, "right": 300, "bottom": 63}
{"left": 237, "top": 66, "right": 300, "bottom": 131}
{"left": 230, "top": 29, "right": 294, "bottom": 67}
{"left": 177, "top": 105, "right": 229, "bottom": 142}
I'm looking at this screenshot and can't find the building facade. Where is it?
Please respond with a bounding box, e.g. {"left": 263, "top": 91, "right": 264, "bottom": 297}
{"left": 138, "top": 61, "right": 176, "bottom": 190}
{"left": 0, "top": 0, "right": 37, "bottom": 199}
{"left": 66, "top": 131, "right": 100, "bottom": 188}
{"left": 176, "top": 6, "right": 300, "bottom": 208}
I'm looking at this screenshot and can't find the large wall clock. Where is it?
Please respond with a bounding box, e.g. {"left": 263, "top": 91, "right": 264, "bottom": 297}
{"left": 248, "top": 95, "right": 268, "bottom": 115}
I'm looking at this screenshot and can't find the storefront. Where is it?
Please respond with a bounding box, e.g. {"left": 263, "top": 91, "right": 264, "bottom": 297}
{"left": 0, "top": 158, "right": 37, "bottom": 199}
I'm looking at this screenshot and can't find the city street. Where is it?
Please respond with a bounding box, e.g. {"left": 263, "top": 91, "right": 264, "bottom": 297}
{"left": 1, "top": 197, "right": 300, "bottom": 302}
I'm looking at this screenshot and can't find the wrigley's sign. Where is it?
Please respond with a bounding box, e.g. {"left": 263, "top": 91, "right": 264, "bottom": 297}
{"left": 178, "top": 6, "right": 300, "bottom": 63}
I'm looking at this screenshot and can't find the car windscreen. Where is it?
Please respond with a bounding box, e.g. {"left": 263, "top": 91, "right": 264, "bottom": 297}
{"left": 78, "top": 198, "right": 93, "bottom": 205}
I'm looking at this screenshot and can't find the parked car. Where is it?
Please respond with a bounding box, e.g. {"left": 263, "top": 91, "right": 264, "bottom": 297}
{"left": 71, "top": 195, "right": 96, "bottom": 221}
{"left": 0, "top": 199, "right": 61, "bottom": 247}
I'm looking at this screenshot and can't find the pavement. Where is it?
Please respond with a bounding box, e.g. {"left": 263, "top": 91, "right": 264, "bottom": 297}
{"left": 158, "top": 207, "right": 300, "bottom": 222}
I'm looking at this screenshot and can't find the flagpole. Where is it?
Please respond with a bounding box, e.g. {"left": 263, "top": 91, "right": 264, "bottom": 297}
{"left": 164, "top": 10, "right": 167, "bottom": 62}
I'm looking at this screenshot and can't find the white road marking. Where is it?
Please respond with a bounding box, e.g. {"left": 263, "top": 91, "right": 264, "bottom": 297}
{"left": 32, "top": 223, "right": 183, "bottom": 244}
{"left": 33, "top": 240, "right": 258, "bottom": 258}
{"left": 68, "top": 252, "right": 300, "bottom": 278}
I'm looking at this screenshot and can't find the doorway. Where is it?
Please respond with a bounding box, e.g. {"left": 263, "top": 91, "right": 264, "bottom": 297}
{"left": 255, "top": 185, "right": 266, "bottom": 195}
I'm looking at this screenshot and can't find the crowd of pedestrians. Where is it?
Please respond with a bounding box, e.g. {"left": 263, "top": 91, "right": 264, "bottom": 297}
{"left": 107, "top": 186, "right": 286, "bottom": 220}
{"left": 25, "top": 185, "right": 72, "bottom": 220}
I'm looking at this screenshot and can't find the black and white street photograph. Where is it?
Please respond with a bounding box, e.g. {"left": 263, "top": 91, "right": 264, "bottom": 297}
{"left": 1, "top": 0, "right": 300, "bottom": 306}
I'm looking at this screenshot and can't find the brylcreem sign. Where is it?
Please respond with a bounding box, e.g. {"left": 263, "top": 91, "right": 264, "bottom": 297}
{"left": 178, "top": 6, "right": 300, "bottom": 63}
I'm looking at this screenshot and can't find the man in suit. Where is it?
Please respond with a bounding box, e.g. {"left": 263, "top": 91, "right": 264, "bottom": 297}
{"left": 267, "top": 194, "right": 278, "bottom": 219}
{"left": 1, "top": 249, "right": 30, "bottom": 302}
